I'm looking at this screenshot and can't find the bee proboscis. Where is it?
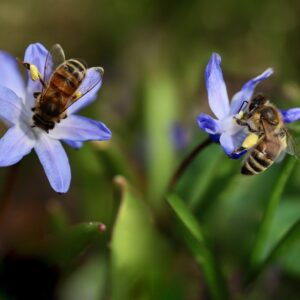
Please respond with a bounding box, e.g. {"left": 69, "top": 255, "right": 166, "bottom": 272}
{"left": 233, "top": 94, "right": 299, "bottom": 175}
{"left": 21, "top": 44, "right": 104, "bottom": 133}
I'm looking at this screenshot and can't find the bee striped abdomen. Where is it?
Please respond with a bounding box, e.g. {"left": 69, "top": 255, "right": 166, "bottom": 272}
{"left": 241, "top": 148, "right": 273, "bottom": 175}
{"left": 49, "top": 59, "right": 86, "bottom": 96}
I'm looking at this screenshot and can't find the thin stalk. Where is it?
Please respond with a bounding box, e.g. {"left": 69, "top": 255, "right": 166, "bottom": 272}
{"left": 168, "top": 137, "right": 212, "bottom": 191}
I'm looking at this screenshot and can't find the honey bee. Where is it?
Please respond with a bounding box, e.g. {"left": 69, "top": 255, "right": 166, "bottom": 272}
{"left": 21, "top": 44, "right": 104, "bottom": 133}
{"left": 233, "top": 94, "right": 299, "bottom": 175}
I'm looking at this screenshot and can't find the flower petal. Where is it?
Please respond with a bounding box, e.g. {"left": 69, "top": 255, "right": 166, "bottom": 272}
{"left": 205, "top": 53, "right": 230, "bottom": 119}
{"left": 63, "top": 140, "right": 83, "bottom": 149}
{"left": 0, "top": 86, "right": 28, "bottom": 126}
{"left": 24, "top": 43, "right": 48, "bottom": 107}
{"left": 230, "top": 68, "right": 274, "bottom": 115}
{"left": 67, "top": 67, "right": 103, "bottom": 114}
{"left": 48, "top": 115, "right": 112, "bottom": 142}
{"left": 220, "top": 131, "right": 246, "bottom": 159}
{"left": 0, "top": 125, "right": 35, "bottom": 166}
{"left": 34, "top": 134, "right": 71, "bottom": 193}
{"left": 197, "top": 113, "right": 220, "bottom": 134}
{"left": 0, "top": 51, "right": 25, "bottom": 98}
{"left": 281, "top": 108, "right": 300, "bottom": 123}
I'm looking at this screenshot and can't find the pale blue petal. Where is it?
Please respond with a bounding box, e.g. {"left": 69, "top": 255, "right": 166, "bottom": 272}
{"left": 63, "top": 140, "right": 83, "bottom": 149}
{"left": 67, "top": 68, "right": 103, "bottom": 114}
{"left": 197, "top": 113, "right": 220, "bottom": 134}
{"left": 0, "top": 86, "right": 28, "bottom": 126}
{"left": 230, "top": 68, "right": 273, "bottom": 115}
{"left": 220, "top": 131, "right": 246, "bottom": 159}
{"left": 0, "top": 125, "right": 35, "bottom": 166}
{"left": 0, "top": 51, "right": 25, "bottom": 98}
{"left": 24, "top": 43, "right": 48, "bottom": 106}
{"left": 205, "top": 53, "right": 230, "bottom": 119}
{"left": 281, "top": 108, "right": 300, "bottom": 123}
{"left": 49, "top": 115, "right": 111, "bottom": 142}
{"left": 34, "top": 135, "right": 71, "bottom": 193}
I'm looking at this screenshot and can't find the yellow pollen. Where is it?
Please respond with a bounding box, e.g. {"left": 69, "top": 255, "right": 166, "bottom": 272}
{"left": 29, "top": 64, "right": 41, "bottom": 81}
{"left": 242, "top": 133, "right": 259, "bottom": 149}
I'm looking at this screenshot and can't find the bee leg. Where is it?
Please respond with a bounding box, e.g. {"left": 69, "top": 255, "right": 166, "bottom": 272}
{"left": 232, "top": 146, "right": 246, "bottom": 154}
{"left": 235, "top": 118, "right": 258, "bottom": 133}
{"left": 63, "top": 114, "right": 67, "bottom": 119}
{"left": 18, "top": 59, "right": 46, "bottom": 88}
{"left": 33, "top": 92, "right": 41, "bottom": 98}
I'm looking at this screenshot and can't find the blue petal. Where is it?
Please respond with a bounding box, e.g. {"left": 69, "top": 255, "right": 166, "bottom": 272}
{"left": 281, "top": 108, "right": 300, "bottom": 123}
{"left": 0, "top": 125, "right": 35, "bottom": 166}
{"left": 34, "top": 135, "right": 71, "bottom": 193}
{"left": 219, "top": 131, "right": 247, "bottom": 159}
{"left": 230, "top": 68, "right": 274, "bottom": 115}
{"left": 197, "top": 113, "right": 220, "bottom": 134}
{"left": 49, "top": 115, "right": 112, "bottom": 142}
{"left": 0, "top": 86, "right": 27, "bottom": 126}
{"left": 67, "top": 67, "right": 103, "bottom": 114}
{"left": 205, "top": 53, "right": 230, "bottom": 119}
{"left": 0, "top": 51, "right": 25, "bottom": 98}
{"left": 63, "top": 140, "right": 83, "bottom": 149}
{"left": 24, "top": 43, "right": 48, "bottom": 106}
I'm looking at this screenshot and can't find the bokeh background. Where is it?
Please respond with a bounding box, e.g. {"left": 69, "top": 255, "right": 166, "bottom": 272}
{"left": 1, "top": 0, "right": 300, "bottom": 299}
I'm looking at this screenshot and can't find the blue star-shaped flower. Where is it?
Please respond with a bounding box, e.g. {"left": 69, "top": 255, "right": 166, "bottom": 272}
{"left": 0, "top": 43, "right": 112, "bottom": 193}
{"left": 198, "top": 53, "right": 274, "bottom": 158}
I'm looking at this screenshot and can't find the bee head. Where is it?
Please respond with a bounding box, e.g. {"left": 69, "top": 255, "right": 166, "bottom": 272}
{"left": 248, "top": 94, "right": 267, "bottom": 114}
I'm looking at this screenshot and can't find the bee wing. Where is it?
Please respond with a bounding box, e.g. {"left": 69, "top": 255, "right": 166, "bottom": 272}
{"left": 285, "top": 129, "right": 300, "bottom": 160}
{"left": 63, "top": 67, "right": 104, "bottom": 111}
{"left": 43, "top": 44, "right": 65, "bottom": 84}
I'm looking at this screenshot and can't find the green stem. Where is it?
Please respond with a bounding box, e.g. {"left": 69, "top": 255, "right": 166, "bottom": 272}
{"left": 249, "top": 157, "right": 296, "bottom": 275}
{"left": 167, "top": 193, "right": 228, "bottom": 300}
{"left": 168, "top": 137, "right": 212, "bottom": 192}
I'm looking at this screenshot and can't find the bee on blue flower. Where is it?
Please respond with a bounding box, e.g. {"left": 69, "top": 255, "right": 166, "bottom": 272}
{"left": 0, "top": 43, "right": 112, "bottom": 193}
{"left": 198, "top": 53, "right": 300, "bottom": 166}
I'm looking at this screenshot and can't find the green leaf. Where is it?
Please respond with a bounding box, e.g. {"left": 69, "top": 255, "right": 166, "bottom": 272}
{"left": 111, "top": 176, "right": 170, "bottom": 300}
{"left": 247, "top": 157, "right": 296, "bottom": 283}
{"left": 59, "top": 255, "right": 108, "bottom": 300}
{"left": 166, "top": 193, "right": 228, "bottom": 300}
{"left": 46, "top": 221, "right": 106, "bottom": 268}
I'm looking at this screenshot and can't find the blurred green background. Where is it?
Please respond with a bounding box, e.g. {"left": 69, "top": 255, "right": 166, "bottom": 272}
{"left": 1, "top": 0, "right": 300, "bottom": 299}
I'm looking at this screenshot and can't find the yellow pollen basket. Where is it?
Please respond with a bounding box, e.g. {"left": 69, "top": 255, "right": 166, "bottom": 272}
{"left": 29, "top": 64, "right": 41, "bottom": 81}
{"left": 242, "top": 133, "right": 259, "bottom": 149}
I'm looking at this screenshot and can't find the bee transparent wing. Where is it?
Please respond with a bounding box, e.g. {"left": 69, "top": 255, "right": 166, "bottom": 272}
{"left": 43, "top": 44, "right": 65, "bottom": 84}
{"left": 286, "top": 129, "right": 300, "bottom": 160}
{"left": 64, "top": 67, "right": 104, "bottom": 111}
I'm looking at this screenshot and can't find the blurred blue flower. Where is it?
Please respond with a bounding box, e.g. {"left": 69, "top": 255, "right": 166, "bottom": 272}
{"left": 198, "top": 53, "right": 273, "bottom": 157}
{"left": 281, "top": 108, "right": 300, "bottom": 124}
{"left": 0, "top": 43, "right": 111, "bottom": 193}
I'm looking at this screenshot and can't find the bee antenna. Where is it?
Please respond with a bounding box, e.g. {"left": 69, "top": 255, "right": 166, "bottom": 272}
{"left": 238, "top": 100, "right": 248, "bottom": 113}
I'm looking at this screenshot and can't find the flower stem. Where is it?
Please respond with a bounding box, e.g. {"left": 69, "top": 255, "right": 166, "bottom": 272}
{"left": 0, "top": 163, "right": 20, "bottom": 221}
{"left": 168, "top": 137, "right": 212, "bottom": 191}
